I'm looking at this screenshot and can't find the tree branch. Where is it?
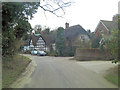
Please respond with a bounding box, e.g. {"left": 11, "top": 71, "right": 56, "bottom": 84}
{"left": 39, "top": 0, "right": 72, "bottom": 17}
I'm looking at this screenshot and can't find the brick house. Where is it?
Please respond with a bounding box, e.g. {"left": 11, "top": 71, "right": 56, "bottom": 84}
{"left": 94, "top": 15, "right": 118, "bottom": 44}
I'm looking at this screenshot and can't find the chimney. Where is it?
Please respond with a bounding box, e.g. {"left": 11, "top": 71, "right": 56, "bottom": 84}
{"left": 65, "top": 22, "right": 69, "bottom": 29}
{"left": 112, "top": 14, "right": 118, "bottom": 23}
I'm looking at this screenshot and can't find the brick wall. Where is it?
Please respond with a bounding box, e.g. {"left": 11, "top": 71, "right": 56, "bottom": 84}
{"left": 75, "top": 48, "right": 113, "bottom": 61}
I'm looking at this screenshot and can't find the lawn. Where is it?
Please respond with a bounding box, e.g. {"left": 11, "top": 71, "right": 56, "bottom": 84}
{"left": 2, "top": 54, "right": 31, "bottom": 88}
{"left": 104, "top": 65, "right": 118, "bottom": 86}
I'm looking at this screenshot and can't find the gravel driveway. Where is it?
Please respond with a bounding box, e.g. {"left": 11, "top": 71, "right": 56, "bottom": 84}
{"left": 77, "top": 61, "right": 117, "bottom": 75}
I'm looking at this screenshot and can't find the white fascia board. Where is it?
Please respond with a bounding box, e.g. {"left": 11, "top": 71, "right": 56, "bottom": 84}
{"left": 100, "top": 21, "right": 109, "bottom": 31}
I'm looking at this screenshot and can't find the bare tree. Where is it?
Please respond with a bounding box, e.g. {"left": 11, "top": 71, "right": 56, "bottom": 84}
{"left": 34, "top": 24, "right": 42, "bottom": 34}
{"left": 39, "top": 0, "right": 72, "bottom": 17}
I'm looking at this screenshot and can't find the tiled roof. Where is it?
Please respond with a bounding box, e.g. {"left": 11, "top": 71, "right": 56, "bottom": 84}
{"left": 101, "top": 20, "right": 118, "bottom": 31}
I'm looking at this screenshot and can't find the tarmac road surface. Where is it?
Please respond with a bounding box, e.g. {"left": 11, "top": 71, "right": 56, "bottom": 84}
{"left": 22, "top": 55, "right": 117, "bottom": 88}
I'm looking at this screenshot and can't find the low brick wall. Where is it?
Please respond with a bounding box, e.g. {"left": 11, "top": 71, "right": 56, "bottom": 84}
{"left": 75, "top": 48, "right": 113, "bottom": 61}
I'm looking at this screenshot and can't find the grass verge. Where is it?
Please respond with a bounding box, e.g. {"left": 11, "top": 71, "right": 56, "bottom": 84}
{"left": 2, "top": 54, "right": 31, "bottom": 88}
{"left": 104, "top": 66, "right": 118, "bottom": 86}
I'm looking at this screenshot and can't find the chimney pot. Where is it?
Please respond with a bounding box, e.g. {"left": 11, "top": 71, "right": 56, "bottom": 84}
{"left": 65, "top": 22, "right": 69, "bottom": 29}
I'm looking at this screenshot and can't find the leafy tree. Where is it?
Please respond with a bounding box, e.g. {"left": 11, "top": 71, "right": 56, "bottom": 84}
{"left": 104, "top": 14, "right": 120, "bottom": 63}
{"left": 92, "top": 37, "right": 100, "bottom": 48}
{"left": 2, "top": 1, "right": 72, "bottom": 57}
{"left": 42, "top": 27, "right": 50, "bottom": 35}
{"left": 91, "top": 36, "right": 101, "bottom": 48}
{"left": 44, "top": 28, "right": 50, "bottom": 34}
{"left": 2, "top": 2, "right": 40, "bottom": 56}
{"left": 105, "top": 29, "right": 118, "bottom": 63}
{"left": 118, "top": 14, "right": 120, "bottom": 63}
{"left": 63, "top": 46, "right": 75, "bottom": 56}
{"left": 55, "top": 27, "right": 65, "bottom": 56}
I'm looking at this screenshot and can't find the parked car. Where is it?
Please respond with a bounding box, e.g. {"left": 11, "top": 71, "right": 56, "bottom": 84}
{"left": 31, "top": 50, "right": 38, "bottom": 55}
{"left": 37, "top": 51, "right": 46, "bottom": 56}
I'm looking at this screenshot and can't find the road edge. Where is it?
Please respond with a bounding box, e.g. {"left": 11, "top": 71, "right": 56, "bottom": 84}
{"left": 9, "top": 55, "right": 36, "bottom": 88}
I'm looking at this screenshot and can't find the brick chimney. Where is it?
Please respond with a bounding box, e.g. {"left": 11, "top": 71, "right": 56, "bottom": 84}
{"left": 65, "top": 22, "right": 69, "bottom": 29}
{"left": 112, "top": 14, "right": 118, "bottom": 23}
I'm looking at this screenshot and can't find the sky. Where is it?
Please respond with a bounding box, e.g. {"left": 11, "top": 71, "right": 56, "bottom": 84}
{"left": 29, "top": 0, "right": 119, "bottom": 32}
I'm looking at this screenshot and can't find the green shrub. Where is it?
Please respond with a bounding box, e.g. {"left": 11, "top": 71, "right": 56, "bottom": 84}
{"left": 47, "top": 51, "right": 57, "bottom": 56}
{"left": 63, "top": 48, "right": 74, "bottom": 56}
{"left": 2, "top": 55, "right": 13, "bottom": 61}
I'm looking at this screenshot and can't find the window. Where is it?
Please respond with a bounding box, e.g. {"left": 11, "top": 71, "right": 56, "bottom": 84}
{"left": 80, "top": 35, "right": 85, "bottom": 41}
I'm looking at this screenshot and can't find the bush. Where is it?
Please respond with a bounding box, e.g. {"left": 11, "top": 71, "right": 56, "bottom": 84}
{"left": 63, "top": 47, "right": 75, "bottom": 56}
{"left": 2, "top": 55, "right": 13, "bottom": 61}
{"left": 91, "top": 36, "right": 101, "bottom": 48}
{"left": 47, "top": 51, "right": 57, "bottom": 56}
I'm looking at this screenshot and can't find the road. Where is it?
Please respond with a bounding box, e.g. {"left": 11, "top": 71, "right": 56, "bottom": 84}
{"left": 21, "top": 55, "right": 117, "bottom": 88}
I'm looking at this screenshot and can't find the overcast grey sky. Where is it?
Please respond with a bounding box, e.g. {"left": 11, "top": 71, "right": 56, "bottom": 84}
{"left": 29, "top": 0, "right": 119, "bottom": 32}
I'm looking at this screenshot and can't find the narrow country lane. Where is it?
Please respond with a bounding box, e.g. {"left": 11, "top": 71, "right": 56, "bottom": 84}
{"left": 22, "top": 55, "right": 117, "bottom": 88}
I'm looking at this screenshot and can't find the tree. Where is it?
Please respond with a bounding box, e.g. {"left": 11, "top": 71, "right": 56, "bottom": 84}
{"left": 104, "top": 14, "right": 120, "bottom": 63}
{"left": 2, "top": 1, "right": 72, "bottom": 57}
{"left": 55, "top": 27, "right": 65, "bottom": 56}
{"left": 41, "top": 27, "right": 50, "bottom": 46}
{"left": 44, "top": 28, "right": 50, "bottom": 34}
{"left": 118, "top": 14, "right": 120, "bottom": 63}
{"left": 34, "top": 25, "right": 42, "bottom": 34}
{"left": 105, "top": 29, "right": 118, "bottom": 63}
{"left": 39, "top": 0, "right": 72, "bottom": 17}
{"left": 91, "top": 35, "right": 101, "bottom": 48}
{"left": 2, "top": 2, "right": 40, "bottom": 56}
